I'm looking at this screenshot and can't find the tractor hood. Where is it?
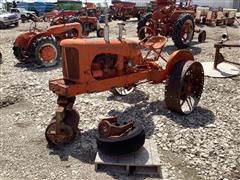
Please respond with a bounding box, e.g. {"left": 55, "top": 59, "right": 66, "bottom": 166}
{"left": 60, "top": 38, "right": 140, "bottom": 58}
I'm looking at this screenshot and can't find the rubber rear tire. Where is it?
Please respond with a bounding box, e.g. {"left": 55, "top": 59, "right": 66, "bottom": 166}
{"left": 97, "top": 123, "right": 145, "bottom": 156}
{"left": 32, "top": 36, "right": 60, "bottom": 67}
{"left": 137, "top": 13, "right": 152, "bottom": 40}
{"left": 13, "top": 45, "right": 26, "bottom": 62}
{"left": 172, "top": 13, "right": 195, "bottom": 49}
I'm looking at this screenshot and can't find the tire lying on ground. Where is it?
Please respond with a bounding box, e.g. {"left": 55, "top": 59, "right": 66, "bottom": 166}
{"left": 97, "top": 122, "right": 145, "bottom": 155}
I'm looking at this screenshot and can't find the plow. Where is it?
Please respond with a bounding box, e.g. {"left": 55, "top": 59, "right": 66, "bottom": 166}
{"left": 45, "top": 22, "right": 205, "bottom": 146}
{"left": 202, "top": 33, "right": 240, "bottom": 78}
{"left": 137, "top": 0, "right": 206, "bottom": 49}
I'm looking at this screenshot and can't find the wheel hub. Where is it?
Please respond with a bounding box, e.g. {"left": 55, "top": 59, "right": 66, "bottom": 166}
{"left": 39, "top": 44, "right": 57, "bottom": 62}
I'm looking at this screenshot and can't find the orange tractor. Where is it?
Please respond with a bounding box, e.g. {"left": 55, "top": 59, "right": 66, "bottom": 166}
{"left": 50, "top": 14, "right": 104, "bottom": 37}
{"left": 45, "top": 23, "right": 204, "bottom": 145}
{"left": 13, "top": 22, "right": 82, "bottom": 67}
{"left": 138, "top": 0, "right": 206, "bottom": 49}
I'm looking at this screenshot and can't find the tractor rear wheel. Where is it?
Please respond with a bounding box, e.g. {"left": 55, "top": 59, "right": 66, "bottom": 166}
{"left": 13, "top": 45, "right": 27, "bottom": 62}
{"left": 32, "top": 36, "right": 60, "bottom": 67}
{"left": 137, "top": 13, "right": 153, "bottom": 40}
{"left": 165, "top": 60, "right": 204, "bottom": 114}
{"left": 172, "top": 13, "right": 195, "bottom": 49}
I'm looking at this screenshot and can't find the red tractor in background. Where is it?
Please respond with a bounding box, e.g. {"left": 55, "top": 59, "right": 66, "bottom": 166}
{"left": 48, "top": 9, "right": 104, "bottom": 37}
{"left": 13, "top": 22, "right": 82, "bottom": 67}
{"left": 138, "top": 0, "right": 206, "bottom": 49}
{"left": 111, "top": 1, "right": 146, "bottom": 21}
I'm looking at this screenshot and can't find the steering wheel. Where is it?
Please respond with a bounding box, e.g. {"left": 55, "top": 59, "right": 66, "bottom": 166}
{"left": 138, "top": 26, "right": 155, "bottom": 45}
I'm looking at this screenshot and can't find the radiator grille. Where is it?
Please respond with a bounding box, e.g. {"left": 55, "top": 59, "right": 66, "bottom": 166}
{"left": 64, "top": 47, "right": 80, "bottom": 81}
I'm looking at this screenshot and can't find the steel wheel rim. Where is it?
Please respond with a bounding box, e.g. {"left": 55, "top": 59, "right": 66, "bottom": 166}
{"left": 179, "top": 63, "right": 204, "bottom": 114}
{"left": 45, "top": 122, "right": 75, "bottom": 145}
{"left": 115, "top": 87, "right": 135, "bottom": 96}
{"left": 181, "top": 19, "right": 194, "bottom": 45}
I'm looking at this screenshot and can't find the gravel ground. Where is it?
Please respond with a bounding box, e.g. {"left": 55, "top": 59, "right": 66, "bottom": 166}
{"left": 0, "top": 19, "right": 239, "bottom": 180}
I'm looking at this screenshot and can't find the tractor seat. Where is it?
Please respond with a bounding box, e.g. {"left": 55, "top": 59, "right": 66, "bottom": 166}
{"left": 144, "top": 36, "right": 167, "bottom": 50}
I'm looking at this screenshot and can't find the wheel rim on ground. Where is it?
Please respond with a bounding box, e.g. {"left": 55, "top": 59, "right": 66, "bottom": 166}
{"left": 181, "top": 19, "right": 194, "bottom": 45}
{"left": 38, "top": 43, "right": 57, "bottom": 64}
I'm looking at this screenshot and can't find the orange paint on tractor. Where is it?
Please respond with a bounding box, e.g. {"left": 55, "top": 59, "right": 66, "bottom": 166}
{"left": 49, "top": 36, "right": 194, "bottom": 97}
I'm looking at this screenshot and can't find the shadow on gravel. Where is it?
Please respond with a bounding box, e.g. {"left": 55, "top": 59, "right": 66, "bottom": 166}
{"left": 14, "top": 61, "right": 60, "bottom": 72}
{"left": 48, "top": 128, "right": 98, "bottom": 164}
{"left": 107, "top": 89, "right": 215, "bottom": 129}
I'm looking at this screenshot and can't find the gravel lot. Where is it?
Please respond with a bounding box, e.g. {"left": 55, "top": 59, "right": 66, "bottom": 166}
{"left": 0, "top": 19, "right": 239, "bottom": 180}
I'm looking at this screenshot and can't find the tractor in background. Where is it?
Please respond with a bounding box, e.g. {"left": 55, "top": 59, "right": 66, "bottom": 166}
{"left": 138, "top": 0, "right": 206, "bottom": 49}
{"left": 13, "top": 22, "right": 82, "bottom": 67}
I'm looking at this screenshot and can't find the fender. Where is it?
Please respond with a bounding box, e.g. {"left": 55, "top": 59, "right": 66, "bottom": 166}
{"left": 165, "top": 49, "right": 194, "bottom": 75}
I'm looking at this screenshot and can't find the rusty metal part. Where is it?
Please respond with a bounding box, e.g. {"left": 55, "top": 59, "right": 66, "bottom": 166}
{"left": 45, "top": 118, "right": 76, "bottom": 145}
{"left": 38, "top": 43, "right": 57, "bottom": 62}
{"left": 165, "top": 61, "right": 204, "bottom": 114}
{"left": 214, "top": 42, "right": 240, "bottom": 69}
{"left": 98, "top": 117, "right": 134, "bottom": 138}
{"left": 45, "top": 96, "right": 79, "bottom": 145}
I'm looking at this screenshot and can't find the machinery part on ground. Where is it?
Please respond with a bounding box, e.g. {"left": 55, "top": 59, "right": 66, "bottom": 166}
{"left": 98, "top": 117, "right": 134, "bottom": 138}
{"left": 97, "top": 122, "right": 145, "bottom": 155}
{"left": 198, "top": 30, "right": 207, "bottom": 43}
{"left": 213, "top": 41, "right": 240, "bottom": 69}
{"left": 0, "top": 51, "right": 2, "bottom": 64}
{"left": 45, "top": 108, "right": 80, "bottom": 146}
{"left": 172, "top": 13, "right": 195, "bottom": 49}
{"left": 32, "top": 36, "right": 60, "bottom": 67}
{"left": 165, "top": 60, "right": 204, "bottom": 114}
{"left": 201, "top": 62, "right": 239, "bottom": 78}
{"left": 110, "top": 86, "right": 136, "bottom": 96}
{"left": 195, "top": 7, "right": 237, "bottom": 26}
{"left": 201, "top": 34, "right": 240, "bottom": 78}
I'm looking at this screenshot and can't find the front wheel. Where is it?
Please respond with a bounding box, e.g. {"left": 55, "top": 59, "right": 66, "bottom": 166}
{"left": 110, "top": 86, "right": 136, "bottom": 96}
{"left": 32, "top": 36, "right": 60, "bottom": 67}
{"left": 165, "top": 60, "right": 204, "bottom": 114}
